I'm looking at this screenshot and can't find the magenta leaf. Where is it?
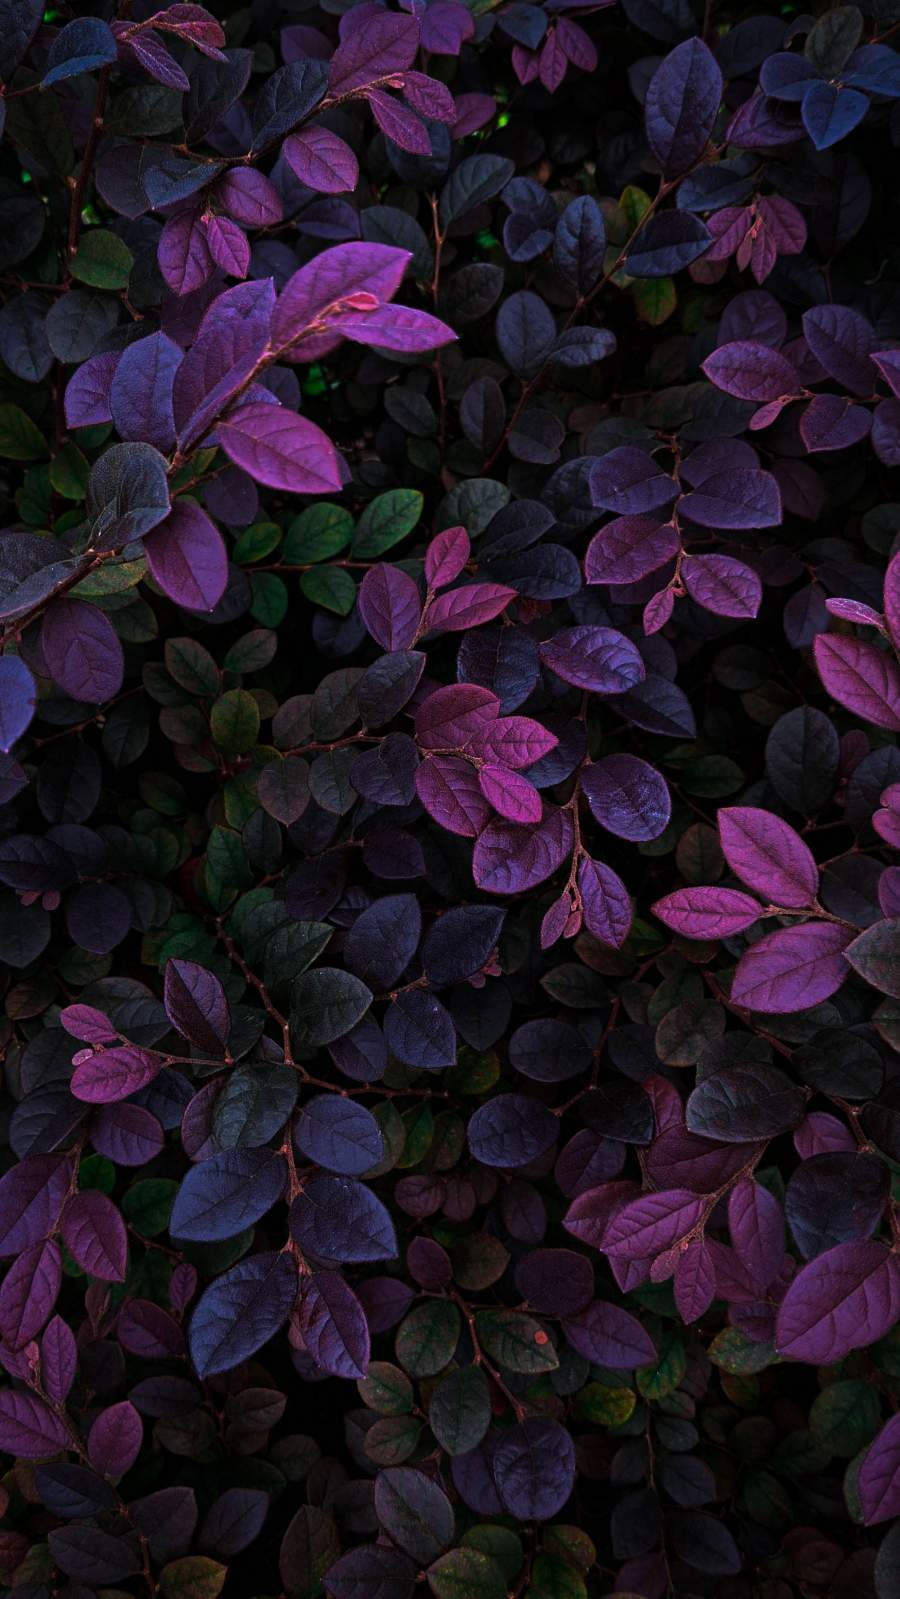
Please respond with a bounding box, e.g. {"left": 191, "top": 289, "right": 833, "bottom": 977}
{"left": 415, "top": 685, "right": 500, "bottom": 750}
{"left": 273, "top": 242, "right": 410, "bottom": 352}
{"left": 416, "top": 756, "right": 491, "bottom": 838}
{"left": 884, "top": 550, "right": 900, "bottom": 653}
{"left": 775, "top": 1241, "right": 900, "bottom": 1364}
{"left": 730, "top": 921, "right": 852, "bottom": 1013}
{"left": 653, "top": 886, "right": 763, "bottom": 939}
{"left": 682, "top": 554, "right": 762, "bottom": 619}
{"left": 425, "top": 526, "right": 470, "bottom": 589}
{"left": 217, "top": 403, "right": 342, "bottom": 494}
{"left": 718, "top": 805, "right": 819, "bottom": 908}
{"left": 814, "top": 633, "right": 900, "bottom": 732}
{"left": 329, "top": 12, "right": 419, "bottom": 97}
{"left": 70, "top": 1045, "right": 162, "bottom": 1104}
{"left": 144, "top": 501, "right": 228, "bottom": 613}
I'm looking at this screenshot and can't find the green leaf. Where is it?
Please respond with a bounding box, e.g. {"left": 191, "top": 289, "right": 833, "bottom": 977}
{"left": 460, "top": 1528, "right": 523, "bottom": 1583}
{"left": 290, "top": 967, "right": 372, "bottom": 1047}
{"left": 395, "top": 1300, "right": 461, "bottom": 1377}
{"left": 70, "top": 228, "right": 134, "bottom": 289}
{"left": 636, "top": 1329, "right": 686, "bottom": 1400}
{"left": 530, "top": 1553, "right": 587, "bottom": 1599}
{"left": 223, "top": 629, "right": 277, "bottom": 675}
{"left": 474, "top": 1310, "right": 559, "bottom": 1374}
{"left": 0, "top": 403, "right": 48, "bottom": 460}
{"left": 352, "top": 489, "right": 424, "bottom": 557}
{"left": 251, "top": 571, "right": 288, "bottom": 627}
{"left": 300, "top": 565, "right": 356, "bottom": 614}
{"left": 810, "top": 1380, "right": 881, "bottom": 1459}
{"left": 574, "top": 1382, "right": 636, "bottom": 1426}
{"left": 122, "top": 1178, "right": 178, "bottom": 1237}
{"left": 357, "top": 1361, "right": 414, "bottom": 1415}
{"left": 429, "top": 1364, "right": 491, "bottom": 1456}
{"left": 284, "top": 503, "right": 353, "bottom": 563}
{"left": 160, "top": 1556, "right": 227, "bottom": 1599}
{"left": 708, "top": 1326, "right": 778, "bottom": 1375}
{"left": 210, "top": 689, "right": 260, "bottom": 754}
{"left": 632, "top": 276, "right": 676, "bottom": 326}
{"left": 541, "top": 1527, "right": 595, "bottom": 1575}
{"left": 428, "top": 1549, "right": 506, "bottom": 1599}
{"left": 365, "top": 1414, "right": 422, "bottom": 1465}
{"left": 165, "top": 637, "right": 220, "bottom": 697}
{"left": 204, "top": 825, "right": 252, "bottom": 910}
{"left": 279, "top": 1507, "right": 340, "bottom": 1599}
{"left": 232, "top": 521, "right": 282, "bottom": 564}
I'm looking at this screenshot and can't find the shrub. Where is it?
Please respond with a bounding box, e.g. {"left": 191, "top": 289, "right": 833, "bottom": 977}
{"left": 2, "top": 0, "right": 900, "bottom": 1593}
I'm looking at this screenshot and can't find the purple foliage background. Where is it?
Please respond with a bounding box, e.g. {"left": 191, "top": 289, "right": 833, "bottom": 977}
{"left": 2, "top": 0, "right": 900, "bottom": 1594}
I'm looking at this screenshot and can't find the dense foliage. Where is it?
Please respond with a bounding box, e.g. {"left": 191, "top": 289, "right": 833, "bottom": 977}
{"left": 4, "top": 0, "right": 900, "bottom": 1594}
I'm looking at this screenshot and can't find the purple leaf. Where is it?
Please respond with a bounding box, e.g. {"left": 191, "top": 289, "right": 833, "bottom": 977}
{"left": 70, "top": 1045, "right": 162, "bottom": 1104}
{"left": 682, "top": 554, "right": 762, "bottom": 618}
{"left": 702, "top": 340, "right": 801, "bottom": 402}
{"left": 189, "top": 1251, "right": 298, "bottom": 1377}
{"left": 283, "top": 127, "right": 359, "bottom": 193}
{"left": 109, "top": 331, "right": 182, "bottom": 452}
{"left": 653, "top": 886, "right": 763, "bottom": 938}
{"left": 577, "top": 856, "right": 633, "bottom": 947}
{"left": 814, "top": 633, "right": 900, "bottom": 732}
{"left": 582, "top": 754, "right": 671, "bottom": 842}
{"left": 0, "top": 1239, "right": 61, "bottom": 1349}
{"left": 626, "top": 211, "right": 712, "bottom": 276}
{"left": 589, "top": 447, "right": 677, "bottom": 515}
{"left": 468, "top": 1093, "right": 558, "bottom": 1168}
{"left": 679, "top": 468, "right": 782, "bottom": 530}
{"left": 296, "top": 1094, "right": 384, "bottom": 1176}
{"left": 425, "top": 526, "right": 470, "bottom": 589}
{"left": 775, "top": 1241, "right": 900, "bottom": 1363}
{"left": 730, "top": 921, "right": 852, "bottom": 1013}
{"left": 800, "top": 393, "right": 873, "bottom": 452}
{"left": 359, "top": 565, "right": 422, "bottom": 652}
{"left": 61, "top": 1190, "right": 128, "bottom": 1281}
{"left": 0, "top": 654, "right": 36, "bottom": 752}
{"left": 859, "top": 1415, "right": 900, "bottom": 1525}
{"left": 0, "top": 1153, "right": 74, "bottom": 1257}
{"left": 218, "top": 403, "right": 342, "bottom": 494}
{"left": 329, "top": 12, "right": 419, "bottom": 96}
{"left": 41, "top": 1315, "right": 77, "bottom": 1403}
{"left": 145, "top": 501, "right": 229, "bottom": 613}
{"left": 802, "top": 304, "right": 876, "bottom": 395}
{"left": 585, "top": 515, "right": 680, "bottom": 585}
{"left": 473, "top": 806, "right": 575, "bottom": 894}
{"left": 884, "top": 551, "right": 900, "bottom": 653}
{"left": 479, "top": 763, "right": 542, "bottom": 823}
{"left": 164, "top": 958, "right": 230, "bottom": 1053}
{"left": 645, "top": 38, "right": 723, "bottom": 176}
{"left": 41, "top": 599, "right": 124, "bottom": 704}
{"left": 415, "top": 685, "right": 500, "bottom": 750}
{"left": 718, "top": 805, "right": 818, "bottom": 908}
{"left": 540, "top": 626, "right": 646, "bottom": 693}
{"left": 728, "top": 1177, "right": 785, "bottom": 1292}
{"left": 476, "top": 716, "right": 558, "bottom": 768}
{"left": 416, "top": 755, "right": 491, "bottom": 837}
{"left": 368, "top": 88, "right": 431, "bottom": 154}
{"left": 88, "top": 1401, "right": 142, "bottom": 1478}
{"left": 673, "top": 1237, "right": 716, "bottom": 1323}
{"left": 158, "top": 208, "right": 215, "bottom": 297}
{"left": 170, "top": 1150, "right": 286, "bottom": 1241}
{"left": 515, "top": 1248, "right": 593, "bottom": 1315}
{"left": 173, "top": 278, "right": 276, "bottom": 449}
{"left": 337, "top": 303, "right": 457, "bottom": 353}
{"left": 290, "top": 1174, "right": 397, "bottom": 1263}
{"left": 424, "top": 582, "right": 516, "bottom": 633}
{"left": 603, "top": 1189, "right": 706, "bottom": 1260}
{"left": 273, "top": 242, "right": 410, "bottom": 353}
{"left": 64, "top": 351, "right": 119, "bottom": 428}
{"left": 0, "top": 1389, "right": 70, "bottom": 1458}
{"left": 295, "top": 1270, "right": 370, "bottom": 1378}
{"left": 563, "top": 1299, "right": 657, "bottom": 1367}
{"left": 493, "top": 1419, "right": 575, "bottom": 1520}
{"left": 206, "top": 216, "right": 250, "bottom": 279}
